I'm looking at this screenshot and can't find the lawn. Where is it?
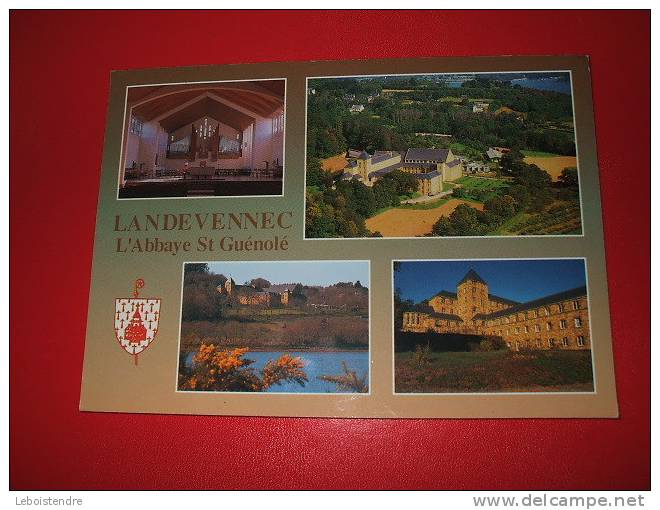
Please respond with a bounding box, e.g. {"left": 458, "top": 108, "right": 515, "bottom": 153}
{"left": 455, "top": 176, "right": 509, "bottom": 201}
{"left": 400, "top": 197, "right": 450, "bottom": 210}
{"left": 456, "top": 176, "right": 509, "bottom": 191}
{"left": 395, "top": 349, "right": 594, "bottom": 393}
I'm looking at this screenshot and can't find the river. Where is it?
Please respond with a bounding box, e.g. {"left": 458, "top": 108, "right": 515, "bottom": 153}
{"left": 184, "top": 350, "right": 369, "bottom": 393}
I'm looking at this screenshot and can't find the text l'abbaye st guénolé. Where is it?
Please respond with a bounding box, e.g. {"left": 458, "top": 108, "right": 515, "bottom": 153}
{"left": 113, "top": 211, "right": 293, "bottom": 256}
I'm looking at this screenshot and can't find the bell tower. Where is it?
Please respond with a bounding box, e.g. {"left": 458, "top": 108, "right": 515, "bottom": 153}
{"left": 457, "top": 269, "right": 489, "bottom": 321}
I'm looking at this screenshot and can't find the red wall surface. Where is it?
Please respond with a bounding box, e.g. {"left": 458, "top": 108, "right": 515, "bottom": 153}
{"left": 10, "top": 10, "right": 650, "bottom": 490}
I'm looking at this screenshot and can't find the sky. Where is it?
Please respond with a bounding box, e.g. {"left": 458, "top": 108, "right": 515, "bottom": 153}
{"left": 205, "top": 261, "right": 369, "bottom": 287}
{"left": 395, "top": 259, "right": 587, "bottom": 304}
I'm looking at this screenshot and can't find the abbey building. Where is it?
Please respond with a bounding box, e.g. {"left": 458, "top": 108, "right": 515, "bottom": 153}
{"left": 401, "top": 270, "right": 591, "bottom": 351}
{"left": 341, "top": 148, "right": 463, "bottom": 196}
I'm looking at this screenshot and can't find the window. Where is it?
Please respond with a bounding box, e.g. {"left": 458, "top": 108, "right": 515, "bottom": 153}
{"left": 532, "top": 310, "right": 538, "bottom": 318}
{"left": 524, "top": 325, "right": 529, "bottom": 333}
{"left": 562, "top": 337, "right": 569, "bottom": 347}
{"left": 577, "top": 336, "right": 585, "bottom": 347}
{"left": 559, "top": 319, "right": 567, "bottom": 330}
{"left": 558, "top": 303, "right": 565, "bottom": 312}
{"left": 536, "top": 339, "right": 542, "bottom": 348}
{"left": 272, "top": 110, "right": 285, "bottom": 134}
{"left": 129, "top": 116, "right": 143, "bottom": 136}
{"left": 572, "top": 300, "right": 580, "bottom": 310}
{"left": 546, "top": 321, "right": 553, "bottom": 331}
{"left": 534, "top": 324, "right": 540, "bottom": 333}
{"left": 574, "top": 317, "right": 583, "bottom": 328}
{"left": 548, "top": 338, "right": 556, "bottom": 348}
{"left": 543, "top": 307, "right": 550, "bottom": 316}
{"left": 515, "top": 327, "right": 520, "bottom": 334}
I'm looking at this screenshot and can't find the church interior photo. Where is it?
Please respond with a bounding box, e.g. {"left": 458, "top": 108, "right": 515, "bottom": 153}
{"left": 118, "top": 79, "right": 285, "bottom": 198}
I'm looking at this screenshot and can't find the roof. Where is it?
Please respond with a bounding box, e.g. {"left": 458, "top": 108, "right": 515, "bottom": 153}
{"left": 403, "top": 304, "right": 463, "bottom": 322}
{"left": 368, "top": 162, "right": 402, "bottom": 178}
{"left": 358, "top": 150, "right": 370, "bottom": 160}
{"left": 268, "top": 284, "right": 298, "bottom": 293}
{"left": 489, "top": 294, "right": 520, "bottom": 306}
{"left": 415, "top": 170, "right": 441, "bottom": 180}
{"left": 431, "top": 290, "right": 458, "bottom": 300}
{"left": 487, "top": 148, "right": 503, "bottom": 159}
{"left": 128, "top": 81, "right": 284, "bottom": 131}
{"left": 371, "top": 151, "right": 399, "bottom": 164}
{"left": 458, "top": 269, "right": 487, "bottom": 286}
{"left": 473, "top": 286, "right": 587, "bottom": 321}
{"left": 447, "top": 159, "right": 462, "bottom": 168}
{"left": 404, "top": 148, "right": 450, "bottom": 163}
{"left": 404, "top": 162, "right": 437, "bottom": 171}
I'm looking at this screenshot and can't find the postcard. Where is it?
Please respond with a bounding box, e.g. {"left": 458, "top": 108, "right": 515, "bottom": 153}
{"left": 80, "top": 56, "right": 618, "bottom": 417}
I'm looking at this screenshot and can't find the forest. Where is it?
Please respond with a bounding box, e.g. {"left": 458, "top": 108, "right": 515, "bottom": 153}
{"left": 306, "top": 75, "right": 576, "bottom": 161}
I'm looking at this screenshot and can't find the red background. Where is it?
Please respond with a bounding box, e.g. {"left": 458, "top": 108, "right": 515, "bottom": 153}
{"left": 10, "top": 10, "right": 650, "bottom": 490}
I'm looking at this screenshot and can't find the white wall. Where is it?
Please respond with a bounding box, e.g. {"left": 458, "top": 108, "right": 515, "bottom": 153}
{"left": 252, "top": 107, "right": 284, "bottom": 170}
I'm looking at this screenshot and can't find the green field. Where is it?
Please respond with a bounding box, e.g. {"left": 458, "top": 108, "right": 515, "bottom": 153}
{"left": 399, "top": 198, "right": 450, "bottom": 210}
{"left": 456, "top": 176, "right": 509, "bottom": 190}
{"left": 487, "top": 212, "right": 531, "bottom": 235}
{"left": 455, "top": 176, "right": 509, "bottom": 202}
{"left": 395, "top": 350, "right": 594, "bottom": 393}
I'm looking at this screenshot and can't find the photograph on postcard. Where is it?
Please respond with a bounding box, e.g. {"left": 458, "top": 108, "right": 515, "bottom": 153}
{"left": 393, "top": 259, "right": 593, "bottom": 393}
{"left": 305, "top": 72, "right": 582, "bottom": 238}
{"left": 177, "top": 261, "right": 370, "bottom": 394}
{"left": 118, "top": 79, "right": 285, "bottom": 199}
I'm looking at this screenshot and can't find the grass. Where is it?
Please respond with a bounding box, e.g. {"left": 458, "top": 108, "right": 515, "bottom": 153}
{"left": 487, "top": 212, "right": 531, "bottom": 235}
{"left": 521, "top": 150, "right": 560, "bottom": 158}
{"left": 399, "top": 198, "right": 450, "bottom": 210}
{"left": 456, "top": 176, "right": 509, "bottom": 190}
{"left": 395, "top": 349, "right": 594, "bottom": 393}
{"left": 455, "top": 176, "right": 509, "bottom": 202}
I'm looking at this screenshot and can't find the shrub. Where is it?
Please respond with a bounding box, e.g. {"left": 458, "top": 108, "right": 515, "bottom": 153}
{"left": 179, "top": 343, "right": 308, "bottom": 392}
{"left": 413, "top": 342, "right": 433, "bottom": 366}
{"left": 318, "top": 361, "right": 368, "bottom": 393}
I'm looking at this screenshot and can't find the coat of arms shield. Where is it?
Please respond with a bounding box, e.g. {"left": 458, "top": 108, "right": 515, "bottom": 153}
{"left": 114, "top": 279, "right": 161, "bottom": 365}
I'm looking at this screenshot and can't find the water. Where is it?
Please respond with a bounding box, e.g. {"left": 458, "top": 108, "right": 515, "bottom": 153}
{"left": 510, "top": 77, "right": 572, "bottom": 95}
{"left": 184, "top": 350, "right": 369, "bottom": 393}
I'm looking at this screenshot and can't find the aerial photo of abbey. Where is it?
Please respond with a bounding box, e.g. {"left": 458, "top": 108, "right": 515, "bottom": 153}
{"left": 305, "top": 72, "right": 582, "bottom": 238}
{"left": 394, "top": 259, "right": 594, "bottom": 393}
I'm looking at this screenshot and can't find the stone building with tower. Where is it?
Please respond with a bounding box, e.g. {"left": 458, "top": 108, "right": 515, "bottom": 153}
{"left": 341, "top": 148, "right": 463, "bottom": 196}
{"left": 218, "top": 278, "right": 294, "bottom": 307}
{"left": 401, "top": 269, "right": 591, "bottom": 351}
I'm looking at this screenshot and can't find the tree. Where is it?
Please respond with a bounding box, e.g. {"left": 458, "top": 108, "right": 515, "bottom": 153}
{"left": 185, "top": 263, "right": 209, "bottom": 274}
{"left": 249, "top": 278, "right": 271, "bottom": 290}
{"left": 448, "top": 204, "right": 484, "bottom": 235}
{"left": 373, "top": 177, "right": 399, "bottom": 209}
{"left": 484, "top": 195, "right": 516, "bottom": 221}
{"left": 383, "top": 170, "right": 418, "bottom": 196}
{"left": 559, "top": 167, "right": 579, "bottom": 188}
